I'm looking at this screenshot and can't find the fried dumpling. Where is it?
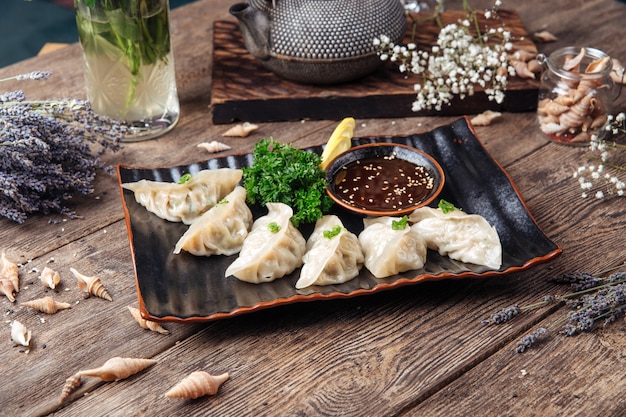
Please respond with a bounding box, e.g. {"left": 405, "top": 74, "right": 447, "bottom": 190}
{"left": 225, "top": 203, "right": 306, "bottom": 283}
{"left": 122, "top": 169, "right": 242, "bottom": 224}
{"left": 358, "top": 216, "right": 427, "bottom": 279}
{"left": 296, "top": 215, "right": 364, "bottom": 289}
{"left": 174, "top": 186, "right": 252, "bottom": 256}
{"left": 408, "top": 206, "right": 502, "bottom": 269}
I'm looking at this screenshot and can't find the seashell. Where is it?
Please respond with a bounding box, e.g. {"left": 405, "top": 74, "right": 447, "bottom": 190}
{"left": 585, "top": 56, "right": 611, "bottom": 74}
{"left": 11, "top": 320, "right": 31, "bottom": 347}
{"left": 58, "top": 374, "right": 82, "bottom": 404}
{"left": 127, "top": 306, "right": 169, "bottom": 335}
{"left": 77, "top": 357, "right": 157, "bottom": 381}
{"left": 70, "top": 267, "right": 112, "bottom": 301}
{"left": 563, "top": 48, "right": 586, "bottom": 72}
{"left": 552, "top": 94, "right": 576, "bottom": 107}
{"left": 510, "top": 49, "right": 536, "bottom": 63}
{"left": 197, "top": 141, "right": 232, "bottom": 154}
{"left": 533, "top": 30, "right": 558, "bottom": 43}
{"left": 610, "top": 58, "right": 626, "bottom": 84}
{"left": 559, "top": 93, "right": 596, "bottom": 130}
{"left": 222, "top": 122, "right": 258, "bottom": 137}
{"left": 538, "top": 113, "right": 559, "bottom": 126}
{"left": 537, "top": 100, "right": 570, "bottom": 117}
{"left": 1, "top": 252, "right": 19, "bottom": 293}
{"left": 511, "top": 60, "right": 535, "bottom": 79}
{"left": 0, "top": 278, "right": 16, "bottom": 302}
{"left": 21, "top": 296, "right": 71, "bottom": 314}
{"left": 539, "top": 122, "right": 567, "bottom": 136}
{"left": 164, "top": 371, "right": 229, "bottom": 399}
{"left": 526, "top": 59, "right": 542, "bottom": 74}
{"left": 470, "top": 110, "right": 502, "bottom": 126}
{"left": 590, "top": 113, "right": 608, "bottom": 129}
{"left": 570, "top": 131, "right": 591, "bottom": 143}
{"left": 40, "top": 266, "right": 61, "bottom": 290}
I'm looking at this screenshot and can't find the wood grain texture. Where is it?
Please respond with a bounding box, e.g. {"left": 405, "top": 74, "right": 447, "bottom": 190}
{"left": 210, "top": 10, "right": 540, "bottom": 123}
{"left": 0, "top": 0, "right": 625, "bottom": 416}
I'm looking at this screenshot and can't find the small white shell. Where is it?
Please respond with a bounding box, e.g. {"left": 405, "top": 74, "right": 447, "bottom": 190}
{"left": 471, "top": 110, "right": 502, "bottom": 126}
{"left": 11, "top": 320, "right": 31, "bottom": 347}
{"left": 222, "top": 122, "right": 258, "bottom": 137}
{"left": 1, "top": 252, "right": 19, "bottom": 293}
{"left": 40, "top": 266, "right": 61, "bottom": 289}
{"left": 197, "top": 141, "right": 232, "bottom": 154}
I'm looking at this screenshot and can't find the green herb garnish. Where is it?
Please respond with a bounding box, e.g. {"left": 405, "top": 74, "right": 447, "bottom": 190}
{"left": 323, "top": 225, "right": 343, "bottom": 239}
{"left": 243, "top": 138, "right": 333, "bottom": 227}
{"left": 438, "top": 199, "right": 461, "bottom": 214}
{"left": 178, "top": 173, "right": 192, "bottom": 184}
{"left": 391, "top": 215, "right": 408, "bottom": 230}
{"left": 267, "top": 222, "right": 281, "bottom": 233}
{"left": 217, "top": 198, "right": 229, "bottom": 205}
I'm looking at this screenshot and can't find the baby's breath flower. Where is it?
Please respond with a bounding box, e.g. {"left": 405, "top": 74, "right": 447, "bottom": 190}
{"left": 572, "top": 112, "right": 626, "bottom": 200}
{"left": 375, "top": 0, "right": 513, "bottom": 111}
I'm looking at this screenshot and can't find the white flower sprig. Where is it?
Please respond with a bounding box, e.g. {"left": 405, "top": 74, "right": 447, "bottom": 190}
{"left": 572, "top": 112, "right": 626, "bottom": 199}
{"left": 374, "top": 0, "right": 513, "bottom": 111}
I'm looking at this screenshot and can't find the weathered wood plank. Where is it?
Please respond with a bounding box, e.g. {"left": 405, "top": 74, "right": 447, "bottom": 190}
{"left": 210, "top": 10, "right": 540, "bottom": 123}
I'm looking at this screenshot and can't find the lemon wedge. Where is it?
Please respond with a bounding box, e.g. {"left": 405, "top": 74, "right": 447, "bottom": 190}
{"left": 319, "top": 117, "right": 355, "bottom": 170}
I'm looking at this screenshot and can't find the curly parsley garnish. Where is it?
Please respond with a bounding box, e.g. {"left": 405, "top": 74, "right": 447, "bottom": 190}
{"left": 323, "top": 225, "right": 343, "bottom": 239}
{"left": 391, "top": 215, "right": 408, "bottom": 230}
{"left": 243, "top": 138, "right": 333, "bottom": 227}
{"left": 267, "top": 222, "right": 281, "bottom": 233}
{"left": 438, "top": 199, "right": 461, "bottom": 214}
{"left": 178, "top": 173, "right": 192, "bottom": 184}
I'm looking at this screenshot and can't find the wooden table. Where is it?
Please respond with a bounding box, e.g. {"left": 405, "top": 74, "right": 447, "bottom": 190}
{"left": 2, "top": 1, "right": 625, "bottom": 415}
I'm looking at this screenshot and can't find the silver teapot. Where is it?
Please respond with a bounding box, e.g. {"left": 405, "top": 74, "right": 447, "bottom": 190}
{"left": 230, "top": 0, "right": 407, "bottom": 85}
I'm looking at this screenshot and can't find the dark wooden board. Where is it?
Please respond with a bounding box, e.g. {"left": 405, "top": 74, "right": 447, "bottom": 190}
{"left": 210, "top": 10, "right": 541, "bottom": 124}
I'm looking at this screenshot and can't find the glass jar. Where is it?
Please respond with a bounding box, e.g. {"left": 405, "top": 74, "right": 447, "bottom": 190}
{"left": 537, "top": 46, "right": 614, "bottom": 145}
{"left": 75, "top": 0, "right": 180, "bottom": 142}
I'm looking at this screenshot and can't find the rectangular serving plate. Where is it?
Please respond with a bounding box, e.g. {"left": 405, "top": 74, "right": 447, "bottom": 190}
{"left": 118, "top": 118, "right": 562, "bottom": 323}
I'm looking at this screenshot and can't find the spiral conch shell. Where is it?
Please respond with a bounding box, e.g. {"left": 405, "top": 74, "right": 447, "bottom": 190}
{"left": 11, "top": 320, "right": 31, "bottom": 347}
{"left": 77, "top": 357, "right": 157, "bottom": 381}
{"left": 21, "top": 296, "right": 71, "bottom": 314}
{"left": 164, "top": 371, "right": 229, "bottom": 399}
{"left": 58, "top": 374, "right": 82, "bottom": 404}
{"left": 222, "top": 122, "right": 258, "bottom": 137}
{"left": 128, "top": 306, "right": 169, "bottom": 335}
{"left": 197, "top": 141, "right": 232, "bottom": 154}
{"left": 1, "top": 252, "right": 19, "bottom": 294}
{"left": 40, "top": 266, "right": 61, "bottom": 290}
{"left": 70, "top": 267, "right": 112, "bottom": 301}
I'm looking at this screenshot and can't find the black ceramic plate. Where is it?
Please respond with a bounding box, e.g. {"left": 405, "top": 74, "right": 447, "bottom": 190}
{"left": 118, "top": 118, "right": 562, "bottom": 323}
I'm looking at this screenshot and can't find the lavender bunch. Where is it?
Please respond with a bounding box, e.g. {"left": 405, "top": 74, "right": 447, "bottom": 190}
{"left": 0, "top": 71, "right": 122, "bottom": 223}
{"left": 482, "top": 264, "right": 626, "bottom": 353}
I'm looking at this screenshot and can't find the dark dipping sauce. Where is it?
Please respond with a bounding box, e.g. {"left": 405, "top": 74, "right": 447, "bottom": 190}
{"left": 333, "top": 155, "right": 436, "bottom": 212}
